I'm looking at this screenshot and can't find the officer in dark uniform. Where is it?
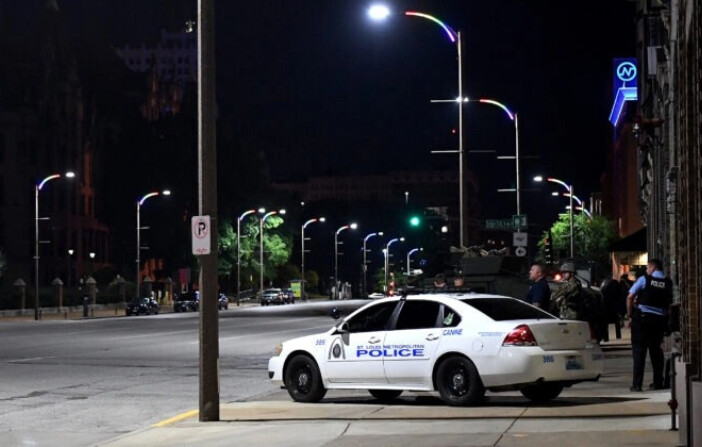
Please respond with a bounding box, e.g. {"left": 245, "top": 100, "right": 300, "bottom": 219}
{"left": 626, "top": 259, "right": 673, "bottom": 392}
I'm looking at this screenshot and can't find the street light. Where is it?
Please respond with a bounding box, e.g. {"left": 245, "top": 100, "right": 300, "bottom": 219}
{"left": 259, "top": 209, "right": 286, "bottom": 293}
{"left": 136, "top": 189, "right": 170, "bottom": 296}
{"left": 383, "top": 237, "right": 404, "bottom": 295}
{"left": 237, "top": 208, "right": 265, "bottom": 303}
{"left": 369, "top": 6, "right": 466, "bottom": 248}
{"left": 67, "top": 249, "right": 74, "bottom": 288}
{"left": 406, "top": 247, "right": 422, "bottom": 275}
{"left": 35, "top": 171, "right": 75, "bottom": 321}
{"left": 362, "top": 231, "right": 383, "bottom": 297}
{"left": 301, "top": 216, "right": 325, "bottom": 301}
{"left": 334, "top": 223, "right": 358, "bottom": 300}
{"left": 474, "top": 99, "right": 521, "bottom": 216}
{"left": 89, "top": 251, "right": 96, "bottom": 275}
{"left": 534, "top": 176, "right": 574, "bottom": 258}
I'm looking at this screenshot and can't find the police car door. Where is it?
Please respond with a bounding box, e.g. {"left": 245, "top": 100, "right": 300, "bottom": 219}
{"left": 323, "top": 301, "right": 398, "bottom": 384}
{"left": 382, "top": 299, "right": 443, "bottom": 387}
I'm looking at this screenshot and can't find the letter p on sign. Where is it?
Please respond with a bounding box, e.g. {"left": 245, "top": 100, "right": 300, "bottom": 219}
{"left": 192, "top": 215, "right": 211, "bottom": 255}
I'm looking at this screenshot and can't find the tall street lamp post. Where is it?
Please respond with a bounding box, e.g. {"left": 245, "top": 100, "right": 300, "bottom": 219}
{"left": 35, "top": 171, "right": 75, "bottom": 321}
{"left": 362, "top": 231, "right": 383, "bottom": 298}
{"left": 406, "top": 247, "right": 422, "bottom": 275}
{"left": 474, "top": 99, "right": 521, "bottom": 216}
{"left": 334, "top": 223, "right": 358, "bottom": 300}
{"left": 259, "top": 209, "right": 285, "bottom": 293}
{"left": 301, "top": 217, "right": 325, "bottom": 301}
{"left": 535, "top": 176, "right": 574, "bottom": 258}
{"left": 369, "top": 6, "right": 466, "bottom": 248}
{"left": 383, "top": 237, "right": 404, "bottom": 295}
{"left": 136, "top": 190, "right": 170, "bottom": 296}
{"left": 237, "top": 208, "right": 264, "bottom": 303}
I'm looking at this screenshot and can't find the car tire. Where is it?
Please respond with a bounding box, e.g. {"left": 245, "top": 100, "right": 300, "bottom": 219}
{"left": 284, "top": 354, "right": 327, "bottom": 403}
{"left": 435, "top": 356, "right": 484, "bottom": 406}
{"left": 520, "top": 382, "right": 564, "bottom": 403}
{"left": 368, "top": 389, "right": 403, "bottom": 402}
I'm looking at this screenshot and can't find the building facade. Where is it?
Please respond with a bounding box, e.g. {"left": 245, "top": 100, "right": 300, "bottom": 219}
{"left": 633, "top": 0, "right": 701, "bottom": 444}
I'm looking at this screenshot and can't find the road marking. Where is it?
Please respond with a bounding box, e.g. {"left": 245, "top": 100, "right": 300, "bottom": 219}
{"left": 5, "top": 356, "right": 54, "bottom": 363}
{"left": 152, "top": 409, "right": 199, "bottom": 427}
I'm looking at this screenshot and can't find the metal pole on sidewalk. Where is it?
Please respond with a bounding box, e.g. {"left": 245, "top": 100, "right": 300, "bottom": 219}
{"left": 198, "top": 0, "right": 219, "bottom": 422}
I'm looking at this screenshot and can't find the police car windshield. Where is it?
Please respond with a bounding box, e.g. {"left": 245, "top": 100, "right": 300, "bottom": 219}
{"left": 461, "top": 297, "right": 555, "bottom": 321}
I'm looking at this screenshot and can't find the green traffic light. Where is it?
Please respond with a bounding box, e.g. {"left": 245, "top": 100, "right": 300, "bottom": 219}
{"left": 409, "top": 216, "right": 420, "bottom": 227}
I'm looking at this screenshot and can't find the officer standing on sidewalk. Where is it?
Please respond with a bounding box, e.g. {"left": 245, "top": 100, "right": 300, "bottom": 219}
{"left": 626, "top": 259, "right": 673, "bottom": 392}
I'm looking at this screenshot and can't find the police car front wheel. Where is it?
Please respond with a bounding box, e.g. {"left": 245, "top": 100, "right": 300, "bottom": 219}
{"left": 435, "top": 356, "right": 484, "bottom": 406}
{"left": 368, "top": 389, "right": 403, "bottom": 402}
{"left": 284, "top": 354, "right": 327, "bottom": 403}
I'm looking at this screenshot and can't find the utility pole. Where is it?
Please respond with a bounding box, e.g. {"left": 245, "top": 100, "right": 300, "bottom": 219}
{"left": 198, "top": 0, "right": 219, "bottom": 421}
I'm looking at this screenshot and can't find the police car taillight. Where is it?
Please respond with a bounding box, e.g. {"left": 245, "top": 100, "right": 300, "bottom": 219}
{"left": 502, "top": 324, "right": 537, "bottom": 347}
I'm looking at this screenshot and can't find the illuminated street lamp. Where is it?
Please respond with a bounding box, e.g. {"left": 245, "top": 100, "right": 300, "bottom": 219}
{"left": 334, "top": 223, "right": 358, "bottom": 299}
{"left": 35, "top": 171, "right": 75, "bottom": 321}
{"left": 534, "top": 176, "right": 574, "bottom": 258}
{"left": 362, "top": 231, "right": 383, "bottom": 297}
{"left": 259, "top": 209, "right": 286, "bottom": 293}
{"left": 406, "top": 247, "right": 423, "bottom": 275}
{"left": 237, "top": 208, "right": 265, "bottom": 303}
{"left": 136, "top": 189, "right": 171, "bottom": 295}
{"left": 369, "top": 6, "right": 466, "bottom": 248}
{"left": 301, "top": 216, "right": 325, "bottom": 301}
{"left": 383, "top": 237, "right": 404, "bottom": 295}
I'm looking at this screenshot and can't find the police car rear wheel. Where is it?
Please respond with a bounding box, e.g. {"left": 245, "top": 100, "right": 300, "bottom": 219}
{"left": 436, "top": 356, "right": 484, "bottom": 406}
{"left": 520, "top": 382, "right": 563, "bottom": 403}
{"left": 368, "top": 389, "right": 403, "bottom": 401}
{"left": 284, "top": 354, "right": 326, "bottom": 403}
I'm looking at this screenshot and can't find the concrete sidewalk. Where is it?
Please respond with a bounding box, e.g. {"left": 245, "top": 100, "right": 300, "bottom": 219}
{"left": 97, "top": 388, "right": 680, "bottom": 447}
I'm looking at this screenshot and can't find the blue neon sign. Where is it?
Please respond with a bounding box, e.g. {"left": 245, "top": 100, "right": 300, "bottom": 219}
{"left": 609, "top": 58, "right": 638, "bottom": 126}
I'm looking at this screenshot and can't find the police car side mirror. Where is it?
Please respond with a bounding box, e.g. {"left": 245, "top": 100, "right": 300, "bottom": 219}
{"left": 330, "top": 307, "right": 340, "bottom": 320}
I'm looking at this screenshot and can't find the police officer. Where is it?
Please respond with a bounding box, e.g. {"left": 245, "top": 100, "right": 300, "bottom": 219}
{"left": 626, "top": 259, "right": 673, "bottom": 392}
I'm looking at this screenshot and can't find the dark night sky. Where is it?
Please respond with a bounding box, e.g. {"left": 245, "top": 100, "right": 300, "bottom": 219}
{"left": 56, "top": 0, "right": 637, "bottom": 229}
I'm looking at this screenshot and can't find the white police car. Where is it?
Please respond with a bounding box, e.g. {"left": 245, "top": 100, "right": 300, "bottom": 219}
{"left": 268, "top": 293, "right": 603, "bottom": 406}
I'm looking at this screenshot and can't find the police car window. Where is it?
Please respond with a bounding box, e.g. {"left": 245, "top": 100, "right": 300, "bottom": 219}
{"left": 442, "top": 304, "right": 461, "bottom": 327}
{"left": 346, "top": 301, "right": 398, "bottom": 333}
{"left": 394, "top": 300, "right": 441, "bottom": 330}
{"left": 461, "top": 297, "right": 555, "bottom": 321}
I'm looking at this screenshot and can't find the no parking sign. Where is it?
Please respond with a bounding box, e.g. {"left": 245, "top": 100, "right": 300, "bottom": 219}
{"left": 192, "top": 215, "right": 211, "bottom": 255}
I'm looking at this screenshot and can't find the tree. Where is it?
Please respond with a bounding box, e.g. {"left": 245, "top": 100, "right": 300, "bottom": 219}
{"left": 217, "top": 215, "right": 291, "bottom": 289}
{"left": 538, "top": 213, "right": 618, "bottom": 274}
{"left": 304, "top": 270, "right": 320, "bottom": 292}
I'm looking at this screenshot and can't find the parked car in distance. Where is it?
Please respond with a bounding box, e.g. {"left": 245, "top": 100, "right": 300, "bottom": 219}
{"left": 261, "top": 288, "right": 284, "bottom": 306}
{"left": 282, "top": 288, "right": 295, "bottom": 304}
{"left": 174, "top": 291, "right": 199, "bottom": 312}
{"left": 218, "top": 293, "right": 229, "bottom": 310}
{"left": 126, "top": 297, "right": 159, "bottom": 316}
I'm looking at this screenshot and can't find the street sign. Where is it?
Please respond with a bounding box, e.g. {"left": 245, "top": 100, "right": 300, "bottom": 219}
{"left": 485, "top": 218, "right": 514, "bottom": 230}
{"left": 192, "top": 215, "right": 211, "bottom": 255}
{"left": 512, "top": 214, "right": 528, "bottom": 230}
{"left": 515, "top": 246, "right": 527, "bottom": 257}
{"left": 513, "top": 232, "right": 528, "bottom": 247}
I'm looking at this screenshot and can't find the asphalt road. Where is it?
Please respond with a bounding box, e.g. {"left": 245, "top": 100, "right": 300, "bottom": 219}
{"left": 0, "top": 301, "right": 366, "bottom": 447}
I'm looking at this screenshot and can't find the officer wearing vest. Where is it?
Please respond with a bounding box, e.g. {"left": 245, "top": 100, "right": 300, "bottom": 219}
{"left": 626, "top": 259, "right": 673, "bottom": 392}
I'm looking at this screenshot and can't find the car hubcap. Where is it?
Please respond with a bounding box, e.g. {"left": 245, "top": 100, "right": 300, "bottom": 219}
{"left": 449, "top": 367, "right": 467, "bottom": 396}
{"left": 296, "top": 369, "right": 311, "bottom": 393}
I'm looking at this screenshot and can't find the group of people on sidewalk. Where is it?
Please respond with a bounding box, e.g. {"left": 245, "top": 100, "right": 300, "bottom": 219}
{"left": 525, "top": 259, "right": 674, "bottom": 393}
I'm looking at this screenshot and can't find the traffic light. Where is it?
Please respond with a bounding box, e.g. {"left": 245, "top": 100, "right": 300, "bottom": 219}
{"left": 544, "top": 234, "right": 554, "bottom": 262}
{"left": 409, "top": 215, "right": 421, "bottom": 227}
